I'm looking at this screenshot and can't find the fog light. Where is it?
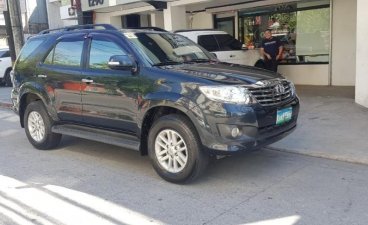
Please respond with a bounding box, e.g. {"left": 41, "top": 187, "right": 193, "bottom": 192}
{"left": 231, "top": 127, "right": 240, "bottom": 138}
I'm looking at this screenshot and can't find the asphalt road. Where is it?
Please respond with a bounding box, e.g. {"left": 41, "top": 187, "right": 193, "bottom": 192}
{"left": 1, "top": 107, "right": 368, "bottom": 225}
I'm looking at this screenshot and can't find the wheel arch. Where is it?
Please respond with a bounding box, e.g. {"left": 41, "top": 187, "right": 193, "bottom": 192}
{"left": 139, "top": 100, "right": 208, "bottom": 156}
{"left": 18, "top": 84, "right": 57, "bottom": 128}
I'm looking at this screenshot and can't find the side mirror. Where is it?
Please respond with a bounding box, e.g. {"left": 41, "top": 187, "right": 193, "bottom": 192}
{"left": 108, "top": 55, "right": 137, "bottom": 72}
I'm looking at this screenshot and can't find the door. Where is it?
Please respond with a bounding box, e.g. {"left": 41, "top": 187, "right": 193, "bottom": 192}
{"left": 81, "top": 33, "right": 140, "bottom": 134}
{"left": 37, "top": 34, "right": 86, "bottom": 122}
{"left": 198, "top": 34, "right": 258, "bottom": 66}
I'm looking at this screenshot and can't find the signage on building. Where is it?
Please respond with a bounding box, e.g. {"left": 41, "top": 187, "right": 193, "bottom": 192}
{"left": 88, "top": 0, "right": 104, "bottom": 7}
{"left": 81, "top": 0, "right": 109, "bottom": 11}
{"left": 81, "top": 0, "right": 146, "bottom": 12}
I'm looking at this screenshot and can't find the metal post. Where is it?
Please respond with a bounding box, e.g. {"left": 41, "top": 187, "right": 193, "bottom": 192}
{"left": 75, "top": 0, "right": 84, "bottom": 25}
{"left": 3, "top": 10, "right": 16, "bottom": 62}
{"left": 7, "top": 0, "right": 24, "bottom": 57}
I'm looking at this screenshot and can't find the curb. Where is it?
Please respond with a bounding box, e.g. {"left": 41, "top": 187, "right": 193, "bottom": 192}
{"left": 265, "top": 146, "right": 368, "bottom": 166}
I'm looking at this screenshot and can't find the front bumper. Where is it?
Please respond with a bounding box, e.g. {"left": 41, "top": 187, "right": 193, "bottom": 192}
{"left": 196, "top": 96, "right": 299, "bottom": 155}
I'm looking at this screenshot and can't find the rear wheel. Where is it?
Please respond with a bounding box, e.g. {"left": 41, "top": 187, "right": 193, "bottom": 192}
{"left": 24, "top": 101, "right": 61, "bottom": 150}
{"left": 148, "top": 114, "right": 209, "bottom": 183}
{"left": 4, "top": 69, "right": 12, "bottom": 87}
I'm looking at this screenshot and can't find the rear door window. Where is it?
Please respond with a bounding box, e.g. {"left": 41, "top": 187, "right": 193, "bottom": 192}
{"left": 214, "top": 34, "right": 242, "bottom": 51}
{"left": 44, "top": 40, "right": 84, "bottom": 67}
{"left": 198, "top": 35, "right": 219, "bottom": 52}
{"left": 18, "top": 38, "right": 45, "bottom": 62}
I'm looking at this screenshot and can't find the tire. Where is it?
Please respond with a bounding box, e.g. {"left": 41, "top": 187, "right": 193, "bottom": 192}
{"left": 148, "top": 114, "right": 209, "bottom": 183}
{"left": 4, "top": 69, "right": 12, "bottom": 87}
{"left": 24, "top": 101, "right": 61, "bottom": 150}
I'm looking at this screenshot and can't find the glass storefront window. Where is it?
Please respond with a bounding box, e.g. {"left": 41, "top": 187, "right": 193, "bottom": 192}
{"left": 238, "top": 0, "right": 330, "bottom": 64}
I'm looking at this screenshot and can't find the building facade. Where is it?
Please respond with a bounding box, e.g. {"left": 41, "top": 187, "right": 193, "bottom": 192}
{"left": 50, "top": 0, "right": 368, "bottom": 108}
{"left": 0, "top": 0, "right": 49, "bottom": 46}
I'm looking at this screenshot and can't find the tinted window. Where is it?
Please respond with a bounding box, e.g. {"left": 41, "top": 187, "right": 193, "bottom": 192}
{"left": 45, "top": 40, "right": 83, "bottom": 67}
{"left": 214, "top": 34, "right": 242, "bottom": 51}
{"left": 0, "top": 51, "right": 10, "bottom": 58}
{"left": 198, "top": 35, "right": 219, "bottom": 52}
{"left": 89, "top": 40, "right": 126, "bottom": 69}
{"left": 18, "top": 39, "right": 45, "bottom": 61}
{"left": 127, "top": 33, "right": 211, "bottom": 65}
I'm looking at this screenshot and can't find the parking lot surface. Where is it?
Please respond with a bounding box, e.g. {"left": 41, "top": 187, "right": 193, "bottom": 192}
{"left": 1, "top": 108, "right": 368, "bottom": 225}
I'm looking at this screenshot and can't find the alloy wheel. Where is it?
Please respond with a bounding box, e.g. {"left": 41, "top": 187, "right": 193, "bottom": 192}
{"left": 155, "top": 129, "right": 188, "bottom": 173}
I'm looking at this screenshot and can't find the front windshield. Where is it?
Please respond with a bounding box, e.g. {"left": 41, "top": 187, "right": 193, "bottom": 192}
{"left": 124, "top": 32, "right": 214, "bottom": 65}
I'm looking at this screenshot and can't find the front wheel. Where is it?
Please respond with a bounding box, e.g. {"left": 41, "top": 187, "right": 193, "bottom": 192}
{"left": 148, "top": 114, "right": 209, "bottom": 183}
{"left": 24, "top": 101, "right": 62, "bottom": 150}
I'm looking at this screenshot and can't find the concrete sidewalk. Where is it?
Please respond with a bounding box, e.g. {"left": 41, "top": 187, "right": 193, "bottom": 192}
{"left": 268, "top": 85, "right": 368, "bottom": 165}
{"left": 1, "top": 85, "right": 367, "bottom": 165}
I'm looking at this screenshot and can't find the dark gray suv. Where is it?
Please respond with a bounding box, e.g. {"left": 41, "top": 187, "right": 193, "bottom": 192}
{"left": 11, "top": 24, "right": 299, "bottom": 183}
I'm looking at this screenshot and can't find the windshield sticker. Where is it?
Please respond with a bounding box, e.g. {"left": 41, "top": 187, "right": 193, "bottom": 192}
{"left": 124, "top": 33, "right": 138, "bottom": 39}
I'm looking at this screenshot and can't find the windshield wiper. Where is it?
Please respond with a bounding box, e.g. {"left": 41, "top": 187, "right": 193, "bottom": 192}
{"left": 184, "top": 59, "right": 215, "bottom": 64}
{"left": 152, "top": 60, "right": 183, "bottom": 66}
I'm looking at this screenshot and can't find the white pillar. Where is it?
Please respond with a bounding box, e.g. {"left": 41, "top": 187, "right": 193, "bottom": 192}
{"left": 355, "top": 0, "right": 368, "bottom": 108}
{"left": 150, "top": 12, "right": 164, "bottom": 29}
{"left": 110, "top": 16, "right": 122, "bottom": 29}
{"left": 163, "top": 3, "right": 187, "bottom": 31}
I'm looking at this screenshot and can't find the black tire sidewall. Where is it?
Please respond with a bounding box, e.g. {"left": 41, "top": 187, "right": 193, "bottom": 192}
{"left": 148, "top": 115, "right": 202, "bottom": 183}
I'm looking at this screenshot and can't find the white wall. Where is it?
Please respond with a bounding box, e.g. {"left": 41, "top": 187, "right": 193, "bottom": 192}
{"left": 188, "top": 11, "right": 213, "bottom": 29}
{"left": 47, "top": 4, "right": 63, "bottom": 29}
{"left": 163, "top": 4, "right": 187, "bottom": 31}
{"left": 46, "top": 1, "right": 77, "bottom": 29}
{"left": 150, "top": 12, "right": 164, "bottom": 28}
{"left": 279, "top": 65, "right": 329, "bottom": 85}
{"left": 355, "top": 0, "right": 368, "bottom": 107}
{"left": 95, "top": 12, "right": 111, "bottom": 24}
{"left": 110, "top": 16, "right": 122, "bottom": 28}
{"left": 331, "top": 0, "right": 357, "bottom": 86}
{"left": 140, "top": 14, "right": 149, "bottom": 27}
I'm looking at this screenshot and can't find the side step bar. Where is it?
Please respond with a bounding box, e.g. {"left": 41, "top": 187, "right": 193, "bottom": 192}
{"left": 52, "top": 124, "right": 140, "bottom": 151}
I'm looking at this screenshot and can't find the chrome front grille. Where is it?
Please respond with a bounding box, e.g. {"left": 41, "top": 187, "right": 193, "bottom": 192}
{"left": 249, "top": 80, "right": 293, "bottom": 107}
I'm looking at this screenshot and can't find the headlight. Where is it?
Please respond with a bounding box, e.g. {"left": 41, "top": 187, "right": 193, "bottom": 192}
{"left": 288, "top": 81, "right": 296, "bottom": 96}
{"left": 199, "top": 86, "right": 255, "bottom": 104}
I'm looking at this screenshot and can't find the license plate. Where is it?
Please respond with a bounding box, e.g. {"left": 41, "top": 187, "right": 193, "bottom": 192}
{"left": 276, "top": 107, "right": 292, "bottom": 125}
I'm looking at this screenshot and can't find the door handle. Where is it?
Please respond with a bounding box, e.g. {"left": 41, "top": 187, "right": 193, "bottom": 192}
{"left": 230, "top": 55, "right": 236, "bottom": 58}
{"left": 82, "top": 78, "right": 94, "bottom": 83}
{"left": 37, "top": 74, "right": 47, "bottom": 78}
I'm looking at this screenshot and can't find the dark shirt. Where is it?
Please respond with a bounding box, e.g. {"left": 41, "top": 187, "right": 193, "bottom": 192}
{"left": 261, "top": 37, "right": 281, "bottom": 59}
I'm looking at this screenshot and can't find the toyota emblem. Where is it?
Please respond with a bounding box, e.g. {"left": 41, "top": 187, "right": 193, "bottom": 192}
{"left": 274, "top": 84, "right": 285, "bottom": 95}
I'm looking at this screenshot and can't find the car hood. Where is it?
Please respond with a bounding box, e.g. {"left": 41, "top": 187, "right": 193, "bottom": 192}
{"left": 160, "top": 62, "right": 281, "bottom": 85}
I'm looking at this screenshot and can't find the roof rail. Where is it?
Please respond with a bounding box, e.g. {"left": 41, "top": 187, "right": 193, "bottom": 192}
{"left": 174, "top": 29, "right": 218, "bottom": 33}
{"left": 38, "top": 24, "right": 118, "bottom": 35}
{"left": 126, "top": 27, "right": 168, "bottom": 32}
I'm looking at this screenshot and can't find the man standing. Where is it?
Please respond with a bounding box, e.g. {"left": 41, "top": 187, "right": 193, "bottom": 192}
{"left": 260, "top": 29, "right": 283, "bottom": 72}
